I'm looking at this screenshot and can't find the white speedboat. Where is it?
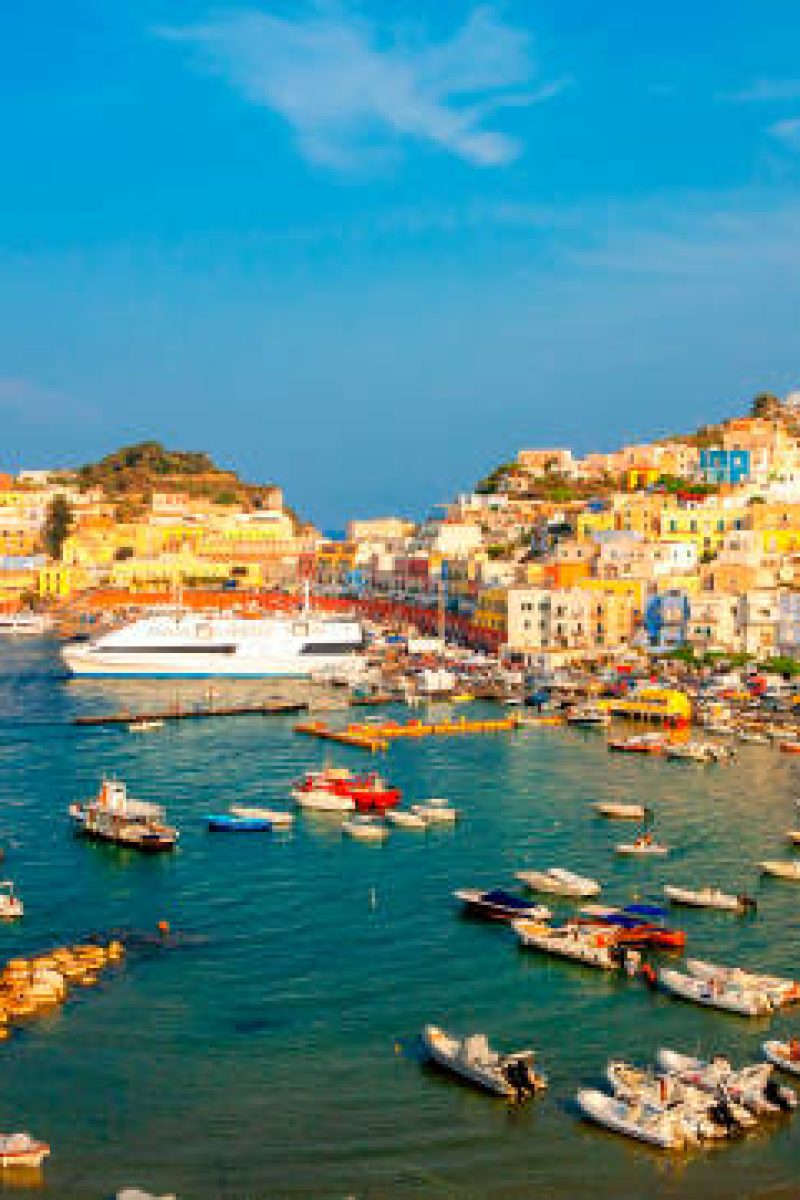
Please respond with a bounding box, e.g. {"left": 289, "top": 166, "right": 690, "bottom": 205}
{"left": 615, "top": 837, "right": 668, "bottom": 857}
{"left": 421, "top": 1025, "right": 546, "bottom": 1098}
{"left": 575, "top": 1087, "right": 689, "bottom": 1149}
{"left": 592, "top": 802, "right": 647, "bottom": 820}
{"left": 656, "top": 1048, "right": 795, "bottom": 1115}
{"left": 0, "top": 881, "right": 23, "bottom": 921}
{"left": 229, "top": 805, "right": 294, "bottom": 828}
{"left": 294, "top": 788, "right": 355, "bottom": 813}
{"left": 664, "top": 885, "right": 755, "bottom": 913}
{"left": 513, "top": 920, "right": 617, "bottom": 969}
{"left": 760, "top": 859, "right": 800, "bottom": 881}
{"left": 128, "top": 719, "right": 164, "bottom": 733}
{"left": 0, "top": 1132, "right": 50, "bottom": 1168}
{"left": 342, "top": 815, "right": 388, "bottom": 843}
{"left": 684, "top": 958, "right": 800, "bottom": 1008}
{"left": 658, "top": 967, "right": 772, "bottom": 1017}
{"left": 410, "top": 799, "right": 458, "bottom": 824}
{"left": 763, "top": 1039, "right": 800, "bottom": 1078}
{"left": 385, "top": 809, "right": 429, "bottom": 830}
{"left": 516, "top": 867, "right": 600, "bottom": 898}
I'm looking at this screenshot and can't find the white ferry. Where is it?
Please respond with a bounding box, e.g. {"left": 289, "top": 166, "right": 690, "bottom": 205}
{"left": 62, "top": 609, "right": 366, "bottom": 678}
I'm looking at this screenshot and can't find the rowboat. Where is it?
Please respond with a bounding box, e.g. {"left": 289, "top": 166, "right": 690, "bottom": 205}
{"left": 411, "top": 799, "right": 458, "bottom": 823}
{"left": 663, "top": 885, "right": 756, "bottom": 913}
{"left": 656, "top": 1048, "right": 796, "bottom": 1115}
{"left": 206, "top": 814, "right": 271, "bottom": 833}
{"left": 454, "top": 888, "right": 551, "bottom": 923}
{"left": 385, "top": 809, "right": 428, "bottom": 830}
{"left": 575, "top": 1087, "right": 689, "bottom": 1149}
{"left": 342, "top": 815, "right": 388, "bottom": 843}
{"left": 515, "top": 867, "right": 600, "bottom": 898}
{"left": 760, "top": 859, "right": 800, "bottom": 881}
{"left": 762, "top": 1039, "right": 800, "bottom": 1077}
{"left": 229, "top": 805, "right": 294, "bottom": 828}
{"left": 658, "top": 967, "right": 772, "bottom": 1016}
{"left": 592, "top": 802, "right": 647, "bottom": 820}
{"left": 615, "top": 837, "right": 668, "bottom": 857}
{"left": 0, "top": 881, "right": 23, "bottom": 920}
{"left": 421, "top": 1025, "right": 546, "bottom": 1099}
{"left": 684, "top": 958, "right": 800, "bottom": 1007}
{"left": 0, "top": 1133, "right": 50, "bottom": 1169}
{"left": 513, "top": 920, "right": 618, "bottom": 969}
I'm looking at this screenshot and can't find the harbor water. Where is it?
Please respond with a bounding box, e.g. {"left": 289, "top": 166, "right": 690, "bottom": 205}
{"left": 0, "top": 640, "right": 799, "bottom": 1198}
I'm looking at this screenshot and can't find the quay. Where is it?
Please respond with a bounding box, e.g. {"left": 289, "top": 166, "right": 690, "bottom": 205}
{"left": 294, "top": 714, "right": 519, "bottom": 752}
{"left": 73, "top": 700, "right": 306, "bottom": 727}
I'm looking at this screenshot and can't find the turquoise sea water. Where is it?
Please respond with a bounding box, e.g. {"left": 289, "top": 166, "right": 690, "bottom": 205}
{"left": 0, "top": 640, "right": 799, "bottom": 1199}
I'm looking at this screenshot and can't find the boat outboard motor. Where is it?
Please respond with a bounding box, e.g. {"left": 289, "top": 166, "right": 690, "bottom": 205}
{"left": 709, "top": 1096, "right": 739, "bottom": 1134}
{"left": 737, "top": 894, "right": 757, "bottom": 913}
{"left": 504, "top": 1059, "right": 527, "bottom": 1103}
{"left": 764, "top": 1077, "right": 795, "bottom": 1112}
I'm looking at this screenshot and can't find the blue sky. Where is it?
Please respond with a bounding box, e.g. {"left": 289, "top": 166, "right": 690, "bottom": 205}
{"left": 2, "top": 1, "right": 800, "bottom": 524}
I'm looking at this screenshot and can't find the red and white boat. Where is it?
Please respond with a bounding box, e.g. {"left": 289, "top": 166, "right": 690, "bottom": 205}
{"left": 291, "top": 767, "right": 401, "bottom": 812}
{"left": 0, "top": 1132, "right": 49, "bottom": 1169}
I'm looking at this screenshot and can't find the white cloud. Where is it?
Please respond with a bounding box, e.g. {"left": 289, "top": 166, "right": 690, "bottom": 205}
{"left": 722, "top": 79, "right": 800, "bottom": 103}
{"left": 770, "top": 115, "right": 800, "bottom": 151}
{"left": 157, "top": 5, "right": 565, "bottom": 169}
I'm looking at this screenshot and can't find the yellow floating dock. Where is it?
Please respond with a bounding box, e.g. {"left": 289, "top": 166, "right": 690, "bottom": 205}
{"left": 294, "top": 714, "right": 518, "bottom": 751}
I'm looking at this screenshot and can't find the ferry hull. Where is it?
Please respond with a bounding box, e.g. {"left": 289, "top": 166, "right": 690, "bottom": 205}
{"left": 62, "top": 646, "right": 362, "bottom": 679}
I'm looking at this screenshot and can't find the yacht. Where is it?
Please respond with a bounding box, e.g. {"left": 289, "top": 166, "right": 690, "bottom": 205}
{"left": 62, "top": 609, "right": 366, "bottom": 678}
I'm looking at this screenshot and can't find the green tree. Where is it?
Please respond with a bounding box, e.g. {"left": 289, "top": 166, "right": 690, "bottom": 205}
{"left": 43, "top": 494, "right": 73, "bottom": 560}
{"left": 750, "top": 392, "right": 782, "bottom": 419}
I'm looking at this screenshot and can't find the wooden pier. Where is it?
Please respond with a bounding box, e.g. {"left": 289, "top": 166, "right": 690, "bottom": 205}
{"left": 73, "top": 700, "right": 307, "bottom": 727}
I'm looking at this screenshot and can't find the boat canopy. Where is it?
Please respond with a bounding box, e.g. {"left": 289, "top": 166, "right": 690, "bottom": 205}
{"left": 623, "top": 903, "right": 668, "bottom": 919}
{"left": 482, "top": 889, "right": 532, "bottom": 909}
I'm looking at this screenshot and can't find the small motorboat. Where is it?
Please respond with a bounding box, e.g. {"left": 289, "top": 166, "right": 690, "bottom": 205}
{"left": 566, "top": 705, "right": 611, "bottom": 728}
{"left": 127, "top": 719, "right": 165, "bottom": 733}
{"left": 786, "top": 830, "right": 800, "bottom": 846}
{"left": 760, "top": 859, "right": 800, "bottom": 882}
{"left": 615, "top": 835, "right": 669, "bottom": 857}
{"left": 454, "top": 888, "right": 551, "bottom": 923}
{"left": 604, "top": 1060, "right": 750, "bottom": 1139}
{"left": 229, "top": 805, "right": 294, "bottom": 828}
{"left": 579, "top": 910, "right": 685, "bottom": 951}
{"left": 515, "top": 867, "right": 600, "bottom": 898}
{"left": 664, "top": 885, "right": 756, "bottom": 913}
{"left": 410, "top": 799, "right": 458, "bottom": 824}
{"left": 513, "top": 920, "right": 619, "bottom": 969}
{"left": 656, "top": 1048, "right": 796, "bottom": 1115}
{"left": 0, "top": 881, "right": 23, "bottom": 920}
{"left": 684, "top": 958, "right": 800, "bottom": 1007}
{"left": 421, "top": 1025, "right": 547, "bottom": 1099}
{"left": 294, "top": 788, "right": 355, "bottom": 813}
{"left": 763, "top": 1039, "right": 800, "bottom": 1078}
{"left": 575, "top": 1087, "right": 689, "bottom": 1149}
{"left": 206, "top": 814, "right": 271, "bottom": 833}
{"left": 0, "top": 1132, "right": 50, "bottom": 1169}
{"left": 737, "top": 729, "right": 769, "bottom": 744}
{"left": 385, "top": 809, "right": 428, "bottom": 830}
{"left": 342, "top": 815, "right": 389, "bottom": 843}
{"left": 592, "top": 801, "right": 647, "bottom": 820}
{"left": 658, "top": 967, "right": 772, "bottom": 1016}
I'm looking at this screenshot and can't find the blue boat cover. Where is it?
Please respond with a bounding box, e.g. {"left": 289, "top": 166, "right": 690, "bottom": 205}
{"left": 206, "top": 815, "right": 271, "bottom": 832}
{"left": 482, "top": 889, "right": 533, "bottom": 909}
{"left": 623, "top": 904, "right": 668, "bottom": 919}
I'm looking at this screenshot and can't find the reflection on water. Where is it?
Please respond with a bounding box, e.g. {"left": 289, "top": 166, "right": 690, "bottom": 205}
{"left": 0, "top": 641, "right": 797, "bottom": 1197}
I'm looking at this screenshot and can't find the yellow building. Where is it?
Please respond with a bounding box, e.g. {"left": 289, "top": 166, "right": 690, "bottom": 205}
{"left": 658, "top": 502, "right": 747, "bottom": 557}
{"left": 474, "top": 587, "right": 508, "bottom": 638}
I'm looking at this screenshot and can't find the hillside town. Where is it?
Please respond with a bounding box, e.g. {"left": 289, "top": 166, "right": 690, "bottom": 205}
{"left": 6, "top": 393, "right": 800, "bottom": 670}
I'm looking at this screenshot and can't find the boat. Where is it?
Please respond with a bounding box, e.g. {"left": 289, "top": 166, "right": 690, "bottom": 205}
{"left": 684, "top": 958, "right": 800, "bottom": 1007}
{"left": 664, "top": 885, "right": 756, "bottom": 913}
{"left": 575, "top": 1087, "right": 689, "bottom": 1149}
{"left": 763, "top": 1039, "right": 800, "bottom": 1077}
{"left": 513, "top": 920, "right": 618, "bottom": 969}
{"left": 454, "top": 889, "right": 551, "bottom": 923}
{"left": 607, "top": 734, "right": 665, "bottom": 755}
{"left": 69, "top": 779, "right": 178, "bottom": 852}
{"left": 410, "top": 799, "right": 458, "bottom": 824}
{"left": 385, "top": 809, "right": 428, "bottom": 830}
{"left": 779, "top": 739, "right": 800, "bottom": 755}
{"left": 421, "top": 1025, "right": 546, "bottom": 1099}
{"left": 760, "top": 859, "right": 800, "bottom": 881}
{"left": 579, "top": 910, "right": 685, "bottom": 950}
{"left": 127, "top": 718, "right": 165, "bottom": 733}
{"left": 656, "top": 1048, "right": 796, "bottom": 1115}
{"left": 786, "top": 830, "right": 800, "bottom": 846}
{"left": 566, "top": 705, "right": 611, "bottom": 728}
{"left": 0, "top": 1132, "right": 50, "bottom": 1169}
{"left": 604, "top": 1060, "right": 751, "bottom": 1138}
{"left": 61, "top": 606, "right": 366, "bottom": 678}
{"left": 663, "top": 741, "right": 716, "bottom": 763}
{"left": 0, "top": 611, "right": 51, "bottom": 636}
{"left": 615, "top": 835, "right": 669, "bottom": 857}
{"left": 0, "top": 881, "right": 23, "bottom": 920}
{"left": 292, "top": 767, "right": 401, "bottom": 812}
{"left": 342, "top": 814, "right": 388, "bottom": 843}
{"left": 658, "top": 967, "right": 772, "bottom": 1016}
{"left": 737, "top": 730, "right": 770, "bottom": 745}
{"left": 515, "top": 867, "right": 600, "bottom": 898}
{"left": 294, "top": 787, "right": 355, "bottom": 813}
{"left": 229, "top": 805, "right": 294, "bottom": 828}
{"left": 592, "top": 802, "right": 647, "bottom": 820}
{"left": 206, "top": 814, "right": 271, "bottom": 833}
